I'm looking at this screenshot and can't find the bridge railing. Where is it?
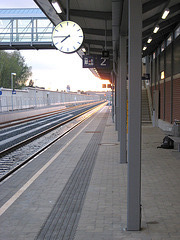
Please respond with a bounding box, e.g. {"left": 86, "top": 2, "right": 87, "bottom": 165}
{"left": 0, "top": 17, "right": 54, "bottom": 45}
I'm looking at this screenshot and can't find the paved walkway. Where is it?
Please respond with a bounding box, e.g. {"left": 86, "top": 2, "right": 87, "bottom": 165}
{"left": 0, "top": 106, "right": 179, "bottom": 239}
{"left": 74, "top": 113, "right": 180, "bottom": 240}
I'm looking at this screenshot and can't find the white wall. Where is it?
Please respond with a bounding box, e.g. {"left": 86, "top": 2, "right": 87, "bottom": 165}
{"left": 0, "top": 87, "right": 100, "bottom": 112}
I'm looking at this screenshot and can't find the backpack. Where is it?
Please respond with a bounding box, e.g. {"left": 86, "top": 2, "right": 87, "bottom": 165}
{"left": 157, "top": 136, "right": 174, "bottom": 149}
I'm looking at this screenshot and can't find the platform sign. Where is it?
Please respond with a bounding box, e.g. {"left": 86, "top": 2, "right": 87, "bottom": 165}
{"left": 83, "top": 54, "right": 110, "bottom": 69}
{"left": 12, "top": 90, "right": 16, "bottom": 94}
{"left": 96, "top": 56, "right": 110, "bottom": 68}
{"left": 142, "top": 73, "right": 150, "bottom": 80}
{"left": 102, "top": 50, "right": 109, "bottom": 58}
{"left": 82, "top": 55, "right": 95, "bottom": 68}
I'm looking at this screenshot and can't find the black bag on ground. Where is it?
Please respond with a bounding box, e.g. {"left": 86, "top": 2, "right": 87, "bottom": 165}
{"left": 157, "top": 136, "right": 174, "bottom": 149}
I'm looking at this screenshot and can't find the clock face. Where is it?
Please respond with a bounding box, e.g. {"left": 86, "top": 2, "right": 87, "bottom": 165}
{"left": 52, "top": 21, "right": 84, "bottom": 53}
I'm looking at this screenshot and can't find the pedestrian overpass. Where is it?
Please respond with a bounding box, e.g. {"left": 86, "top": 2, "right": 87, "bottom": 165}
{"left": 0, "top": 8, "right": 55, "bottom": 50}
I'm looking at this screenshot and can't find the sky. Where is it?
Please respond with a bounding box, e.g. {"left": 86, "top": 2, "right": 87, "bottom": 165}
{"left": 0, "top": 0, "right": 110, "bottom": 92}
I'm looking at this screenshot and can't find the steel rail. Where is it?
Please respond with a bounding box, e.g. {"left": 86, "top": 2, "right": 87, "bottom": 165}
{"left": 0, "top": 101, "right": 101, "bottom": 129}
{"left": 0, "top": 102, "right": 107, "bottom": 182}
{"left": 0, "top": 101, "right": 104, "bottom": 156}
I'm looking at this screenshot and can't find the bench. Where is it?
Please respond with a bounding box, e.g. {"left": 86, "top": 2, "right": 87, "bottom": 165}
{"left": 169, "top": 136, "right": 180, "bottom": 152}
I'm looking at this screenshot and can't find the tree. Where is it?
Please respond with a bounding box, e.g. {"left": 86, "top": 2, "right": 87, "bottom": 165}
{"left": 0, "top": 50, "right": 32, "bottom": 89}
{"left": 28, "top": 79, "right": 34, "bottom": 87}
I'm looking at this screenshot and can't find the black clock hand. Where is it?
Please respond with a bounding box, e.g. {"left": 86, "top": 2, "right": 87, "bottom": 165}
{"left": 61, "top": 34, "right": 70, "bottom": 43}
{"left": 53, "top": 36, "right": 69, "bottom": 38}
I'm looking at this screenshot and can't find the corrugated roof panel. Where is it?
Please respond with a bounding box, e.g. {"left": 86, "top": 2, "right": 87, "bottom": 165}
{"left": 0, "top": 8, "right": 46, "bottom": 18}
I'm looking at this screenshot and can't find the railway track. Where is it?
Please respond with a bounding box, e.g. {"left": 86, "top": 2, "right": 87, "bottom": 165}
{"left": 0, "top": 101, "right": 106, "bottom": 182}
{"left": 0, "top": 101, "right": 98, "bottom": 129}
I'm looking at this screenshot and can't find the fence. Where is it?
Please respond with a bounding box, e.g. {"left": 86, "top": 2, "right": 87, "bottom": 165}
{"left": 0, "top": 87, "right": 100, "bottom": 112}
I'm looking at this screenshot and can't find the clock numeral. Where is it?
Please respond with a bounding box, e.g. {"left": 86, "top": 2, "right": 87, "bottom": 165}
{"left": 67, "top": 22, "right": 68, "bottom": 26}
{"left": 73, "top": 46, "right": 76, "bottom": 49}
{"left": 73, "top": 24, "right": 76, "bottom": 27}
{"left": 67, "top": 48, "right": 69, "bottom": 52}
{"left": 55, "top": 29, "right": 58, "bottom": 32}
{"left": 77, "top": 42, "right": 81, "bottom": 44}
{"left": 60, "top": 46, "right": 63, "bottom": 50}
{"left": 79, "top": 36, "right": 83, "bottom": 37}
{"left": 60, "top": 24, "right": 63, "bottom": 28}
{"left": 55, "top": 42, "right": 59, "bottom": 45}
{"left": 77, "top": 29, "right": 81, "bottom": 32}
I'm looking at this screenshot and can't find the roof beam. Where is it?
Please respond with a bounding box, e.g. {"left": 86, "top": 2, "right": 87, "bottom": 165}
{"left": 142, "top": 0, "right": 168, "bottom": 14}
{"left": 83, "top": 28, "right": 112, "bottom": 36}
{"left": 120, "top": 0, "right": 128, "bottom": 35}
{"left": 142, "top": 23, "right": 178, "bottom": 55}
{"left": 84, "top": 39, "right": 112, "bottom": 47}
{"left": 142, "top": 14, "right": 180, "bottom": 39}
{"left": 70, "top": 9, "right": 112, "bottom": 20}
{"left": 143, "top": 14, "right": 159, "bottom": 29}
{"left": 143, "top": 3, "right": 180, "bottom": 29}
{"left": 89, "top": 47, "right": 113, "bottom": 53}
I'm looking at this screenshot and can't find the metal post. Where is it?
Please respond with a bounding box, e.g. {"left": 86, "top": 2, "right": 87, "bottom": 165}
{"left": 116, "top": 60, "right": 120, "bottom": 134}
{"left": 127, "top": 0, "right": 142, "bottom": 231}
{"left": 31, "top": 18, "right": 34, "bottom": 45}
{"left": 105, "top": 19, "right": 107, "bottom": 50}
{"left": 115, "top": 74, "right": 118, "bottom": 130}
{"left": 10, "top": 20, "right": 13, "bottom": 44}
{"left": 119, "top": 35, "right": 127, "bottom": 163}
{"left": 163, "top": 50, "right": 166, "bottom": 120}
{"left": 150, "top": 56, "right": 153, "bottom": 97}
{"left": 145, "top": 56, "right": 150, "bottom": 75}
{"left": 113, "top": 61, "right": 118, "bottom": 130}
{"left": 16, "top": 19, "right": 18, "bottom": 41}
{"left": 11, "top": 73, "right": 13, "bottom": 90}
{"left": 111, "top": 70, "right": 115, "bottom": 122}
{"left": 170, "top": 34, "right": 174, "bottom": 123}
{"left": 66, "top": 0, "right": 70, "bottom": 21}
{"left": 11, "top": 73, "right": 16, "bottom": 111}
{"left": 35, "top": 19, "right": 38, "bottom": 41}
{"left": 87, "top": 43, "right": 90, "bottom": 55}
{"left": 35, "top": 88, "right": 37, "bottom": 107}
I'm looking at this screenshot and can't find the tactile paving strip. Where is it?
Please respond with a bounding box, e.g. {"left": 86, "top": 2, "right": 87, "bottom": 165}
{"left": 35, "top": 112, "right": 108, "bottom": 240}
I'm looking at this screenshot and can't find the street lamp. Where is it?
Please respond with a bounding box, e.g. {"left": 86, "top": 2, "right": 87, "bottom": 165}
{"left": 11, "top": 73, "right": 16, "bottom": 111}
{"left": 11, "top": 73, "right": 16, "bottom": 90}
{"left": 35, "top": 79, "right": 37, "bottom": 107}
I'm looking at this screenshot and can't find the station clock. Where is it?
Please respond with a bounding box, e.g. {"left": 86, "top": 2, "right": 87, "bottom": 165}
{"left": 52, "top": 20, "right": 84, "bottom": 54}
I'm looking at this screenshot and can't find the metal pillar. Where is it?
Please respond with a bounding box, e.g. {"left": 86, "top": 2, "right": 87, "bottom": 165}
{"left": 119, "top": 35, "right": 127, "bottom": 163}
{"left": 163, "top": 50, "right": 166, "bottom": 121}
{"left": 127, "top": 0, "right": 142, "bottom": 231}
{"left": 66, "top": 0, "right": 70, "bottom": 21}
{"left": 115, "top": 71, "right": 120, "bottom": 132}
{"left": 145, "top": 56, "right": 150, "bottom": 75}
{"left": 170, "top": 36, "right": 174, "bottom": 123}
{"left": 111, "top": 70, "right": 115, "bottom": 122}
{"left": 116, "top": 60, "right": 120, "bottom": 136}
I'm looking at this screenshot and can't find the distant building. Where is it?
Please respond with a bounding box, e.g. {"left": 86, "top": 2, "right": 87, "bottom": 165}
{"left": 66, "top": 85, "right": 70, "bottom": 92}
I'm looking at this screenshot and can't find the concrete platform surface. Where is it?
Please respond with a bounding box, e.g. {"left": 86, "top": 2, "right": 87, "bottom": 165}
{"left": 0, "top": 106, "right": 179, "bottom": 240}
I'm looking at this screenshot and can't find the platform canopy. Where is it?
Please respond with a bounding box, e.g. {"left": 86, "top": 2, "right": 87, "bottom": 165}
{"left": 34, "top": 0, "right": 180, "bottom": 81}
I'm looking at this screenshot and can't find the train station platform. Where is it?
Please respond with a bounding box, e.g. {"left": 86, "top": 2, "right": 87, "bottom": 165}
{"left": 0, "top": 106, "right": 179, "bottom": 240}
